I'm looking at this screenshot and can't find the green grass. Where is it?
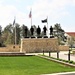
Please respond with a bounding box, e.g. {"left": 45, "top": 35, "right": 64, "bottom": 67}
{"left": 0, "top": 56, "right": 75, "bottom": 75}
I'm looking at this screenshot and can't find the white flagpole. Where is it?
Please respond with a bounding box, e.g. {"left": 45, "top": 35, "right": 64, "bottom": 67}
{"left": 47, "top": 16, "right": 48, "bottom": 36}
{"left": 30, "top": 8, "right": 32, "bottom": 26}
{"left": 14, "top": 16, "right": 16, "bottom": 45}
{"left": 31, "top": 8, "right": 32, "bottom": 26}
{"left": 29, "top": 8, "right": 32, "bottom": 26}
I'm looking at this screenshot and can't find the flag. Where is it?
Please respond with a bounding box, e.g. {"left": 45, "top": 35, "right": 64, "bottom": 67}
{"left": 29, "top": 11, "right": 32, "bottom": 18}
{"left": 13, "top": 19, "right": 15, "bottom": 25}
{"left": 41, "top": 19, "right": 47, "bottom": 23}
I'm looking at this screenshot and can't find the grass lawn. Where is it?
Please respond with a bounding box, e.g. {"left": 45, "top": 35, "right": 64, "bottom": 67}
{"left": 0, "top": 56, "right": 75, "bottom": 75}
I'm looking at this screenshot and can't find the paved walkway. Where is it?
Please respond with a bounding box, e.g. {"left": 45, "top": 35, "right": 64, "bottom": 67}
{"left": 37, "top": 51, "right": 75, "bottom": 62}
{"left": 42, "top": 72, "right": 75, "bottom": 75}
{"left": 26, "top": 51, "right": 75, "bottom": 61}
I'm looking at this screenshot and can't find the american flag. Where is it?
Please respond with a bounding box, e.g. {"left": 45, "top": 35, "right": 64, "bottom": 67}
{"left": 29, "top": 11, "right": 32, "bottom": 18}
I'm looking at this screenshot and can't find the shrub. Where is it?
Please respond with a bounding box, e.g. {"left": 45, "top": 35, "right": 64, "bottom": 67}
{"left": 68, "top": 61, "right": 73, "bottom": 63}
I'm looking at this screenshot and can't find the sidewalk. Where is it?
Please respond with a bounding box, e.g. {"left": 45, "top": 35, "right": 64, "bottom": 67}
{"left": 42, "top": 71, "right": 75, "bottom": 75}
{"left": 40, "top": 51, "right": 75, "bottom": 62}
{"left": 26, "top": 51, "right": 75, "bottom": 61}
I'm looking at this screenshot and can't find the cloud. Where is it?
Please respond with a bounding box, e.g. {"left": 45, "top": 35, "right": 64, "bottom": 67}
{"left": 0, "top": 0, "right": 75, "bottom": 31}
{"left": 0, "top": 5, "right": 16, "bottom": 26}
{"left": 26, "top": 0, "right": 75, "bottom": 32}
{"left": 30, "top": 0, "right": 71, "bottom": 20}
{"left": 0, "top": 4, "right": 27, "bottom": 29}
{"left": 26, "top": 0, "right": 70, "bottom": 29}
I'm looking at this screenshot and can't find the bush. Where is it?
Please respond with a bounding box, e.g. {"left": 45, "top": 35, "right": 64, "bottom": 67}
{"left": 59, "top": 59, "right": 62, "bottom": 61}
{"left": 68, "top": 61, "right": 73, "bottom": 63}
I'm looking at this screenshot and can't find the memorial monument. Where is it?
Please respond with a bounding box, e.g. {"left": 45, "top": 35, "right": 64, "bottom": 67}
{"left": 20, "top": 25, "right": 69, "bottom": 54}
{"left": 25, "top": 26, "right": 28, "bottom": 38}
{"left": 50, "top": 26, "right": 54, "bottom": 38}
{"left": 36, "top": 25, "right": 41, "bottom": 38}
{"left": 30, "top": 26, "right": 35, "bottom": 38}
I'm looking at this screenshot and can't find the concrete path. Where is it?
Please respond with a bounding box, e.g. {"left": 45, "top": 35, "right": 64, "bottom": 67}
{"left": 42, "top": 72, "right": 75, "bottom": 75}
{"left": 39, "top": 51, "right": 75, "bottom": 62}
{"left": 26, "top": 51, "right": 75, "bottom": 61}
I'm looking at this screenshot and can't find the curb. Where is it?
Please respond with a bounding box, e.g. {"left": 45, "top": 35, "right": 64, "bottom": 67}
{"left": 42, "top": 71, "right": 75, "bottom": 75}
{"left": 36, "top": 55, "right": 75, "bottom": 67}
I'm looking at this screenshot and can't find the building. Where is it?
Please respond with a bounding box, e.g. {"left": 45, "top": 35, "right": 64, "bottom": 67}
{"left": 65, "top": 32, "right": 75, "bottom": 47}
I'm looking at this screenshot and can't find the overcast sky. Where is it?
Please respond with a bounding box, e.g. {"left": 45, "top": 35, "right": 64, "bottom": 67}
{"left": 0, "top": 0, "right": 75, "bottom": 32}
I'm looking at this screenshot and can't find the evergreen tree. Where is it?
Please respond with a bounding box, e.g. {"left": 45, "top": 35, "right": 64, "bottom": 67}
{"left": 2, "top": 24, "right": 13, "bottom": 45}
{"left": 53, "top": 23, "right": 65, "bottom": 45}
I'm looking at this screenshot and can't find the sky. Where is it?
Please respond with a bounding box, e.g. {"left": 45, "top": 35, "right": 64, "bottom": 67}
{"left": 0, "top": 0, "right": 75, "bottom": 32}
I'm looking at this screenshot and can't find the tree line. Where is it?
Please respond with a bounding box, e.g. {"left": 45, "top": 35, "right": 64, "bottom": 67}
{"left": 0, "top": 23, "right": 66, "bottom": 46}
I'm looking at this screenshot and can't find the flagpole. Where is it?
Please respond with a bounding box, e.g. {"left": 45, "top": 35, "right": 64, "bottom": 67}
{"left": 31, "top": 8, "right": 32, "bottom": 26}
{"left": 47, "top": 16, "right": 48, "bottom": 36}
{"left": 29, "top": 8, "right": 32, "bottom": 26}
{"left": 14, "top": 16, "right": 16, "bottom": 45}
{"left": 15, "top": 24, "right": 16, "bottom": 45}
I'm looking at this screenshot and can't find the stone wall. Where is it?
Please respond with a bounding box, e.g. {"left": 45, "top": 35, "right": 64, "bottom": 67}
{"left": 0, "top": 39, "right": 69, "bottom": 52}
{"left": 58, "top": 45, "right": 69, "bottom": 51}
{"left": 0, "top": 45, "right": 20, "bottom": 52}
{"left": 20, "top": 38, "right": 59, "bottom": 53}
